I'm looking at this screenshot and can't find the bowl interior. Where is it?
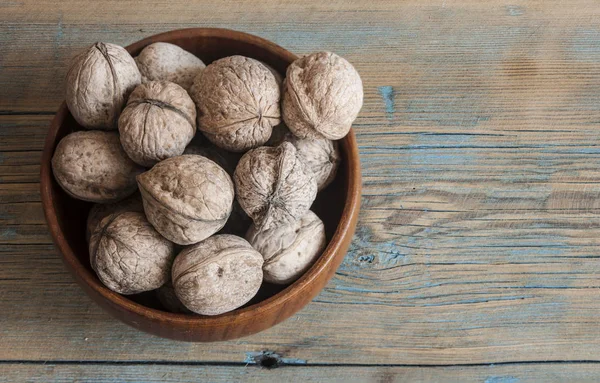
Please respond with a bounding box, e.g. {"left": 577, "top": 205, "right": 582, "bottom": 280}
{"left": 48, "top": 30, "right": 350, "bottom": 316}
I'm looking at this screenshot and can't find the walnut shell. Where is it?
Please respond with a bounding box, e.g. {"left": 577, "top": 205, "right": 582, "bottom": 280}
{"left": 183, "top": 143, "right": 251, "bottom": 236}
{"left": 118, "top": 81, "right": 196, "bottom": 166}
{"left": 86, "top": 194, "right": 144, "bottom": 242}
{"left": 260, "top": 61, "right": 283, "bottom": 90}
{"left": 191, "top": 56, "right": 281, "bottom": 152}
{"left": 51, "top": 130, "right": 144, "bottom": 203}
{"left": 89, "top": 211, "right": 176, "bottom": 295}
{"left": 66, "top": 42, "right": 141, "bottom": 130}
{"left": 247, "top": 210, "right": 326, "bottom": 284}
{"left": 234, "top": 142, "right": 317, "bottom": 231}
{"left": 283, "top": 51, "right": 363, "bottom": 140}
{"left": 171, "top": 234, "right": 263, "bottom": 315}
{"left": 137, "top": 155, "right": 234, "bottom": 245}
{"left": 135, "top": 42, "right": 206, "bottom": 91}
{"left": 284, "top": 133, "right": 340, "bottom": 191}
{"left": 156, "top": 280, "right": 192, "bottom": 314}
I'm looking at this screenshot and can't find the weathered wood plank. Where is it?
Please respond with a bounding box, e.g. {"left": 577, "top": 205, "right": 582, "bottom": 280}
{"left": 2, "top": 0, "right": 600, "bottom": 114}
{"left": 4, "top": 0, "right": 600, "bottom": 369}
{"left": 2, "top": 363, "right": 600, "bottom": 383}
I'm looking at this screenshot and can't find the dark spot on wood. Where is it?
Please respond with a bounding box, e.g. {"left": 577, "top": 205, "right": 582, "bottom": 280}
{"left": 502, "top": 56, "right": 539, "bottom": 79}
{"left": 245, "top": 351, "right": 306, "bottom": 368}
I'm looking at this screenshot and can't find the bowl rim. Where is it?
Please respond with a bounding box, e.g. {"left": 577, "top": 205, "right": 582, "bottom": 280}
{"left": 40, "top": 27, "right": 362, "bottom": 329}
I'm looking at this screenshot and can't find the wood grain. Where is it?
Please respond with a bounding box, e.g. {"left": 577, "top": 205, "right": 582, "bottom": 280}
{"left": 3, "top": 0, "right": 600, "bottom": 374}
{"left": 2, "top": 363, "right": 600, "bottom": 383}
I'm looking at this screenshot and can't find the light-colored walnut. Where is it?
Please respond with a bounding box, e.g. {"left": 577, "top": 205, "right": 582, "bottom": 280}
{"left": 190, "top": 55, "right": 281, "bottom": 152}
{"left": 171, "top": 234, "right": 263, "bottom": 315}
{"left": 183, "top": 142, "right": 251, "bottom": 236}
{"left": 234, "top": 142, "right": 317, "bottom": 231}
{"left": 66, "top": 42, "right": 141, "bottom": 130}
{"left": 260, "top": 61, "right": 283, "bottom": 90}
{"left": 283, "top": 133, "right": 341, "bottom": 191}
{"left": 118, "top": 81, "right": 196, "bottom": 167}
{"left": 51, "top": 130, "right": 144, "bottom": 203}
{"left": 135, "top": 42, "right": 206, "bottom": 91}
{"left": 89, "top": 211, "right": 176, "bottom": 295}
{"left": 85, "top": 194, "right": 144, "bottom": 242}
{"left": 247, "top": 210, "right": 326, "bottom": 284}
{"left": 137, "top": 155, "right": 234, "bottom": 245}
{"left": 283, "top": 51, "right": 363, "bottom": 140}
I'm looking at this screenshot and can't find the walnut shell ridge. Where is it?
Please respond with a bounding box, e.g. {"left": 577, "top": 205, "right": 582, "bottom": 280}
{"left": 191, "top": 56, "right": 281, "bottom": 152}
{"left": 119, "top": 81, "right": 197, "bottom": 167}
{"left": 135, "top": 42, "right": 206, "bottom": 91}
{"left": 137, "top": 155, "right": 234, "bottom": 245}
{"left": 89, "top": 211, "right": 176, "bottom": 295}
{"left": 247, "top": 210, "right": 326, "bottom": 284}
{"left": 171, "top": 234, "right": 263, "bottom": 315}
{"left": 66, "top": 42, "right": 141, "bottom": 130}
{"left": 283, "top": 133, "right": 340, "bottom": 191}
{"left": 86, "top": 193, "right": 144, "bottom": 242}
{"left": 51, "top": 130, "right": 144, "bottom": 203}
{"left": 283, "top": 51, "right": 363, "bottom": 140}
{"left": 234, "top": 142, "right": 317, "bottom": 231}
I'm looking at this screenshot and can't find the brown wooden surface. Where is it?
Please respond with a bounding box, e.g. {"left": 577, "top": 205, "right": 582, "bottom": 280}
{"left": 3, "top": 0, "right": 600, "bottom": 380}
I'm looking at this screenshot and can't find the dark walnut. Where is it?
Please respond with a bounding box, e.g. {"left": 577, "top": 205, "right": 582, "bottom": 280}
{"left": 66, "top": 42, "right": 141, "bottom": 130}
{"left": 89, "top": 211, "right": 176, "bottom": 295}
{"left": 51, "top": 130, "right": 144, "bottom": 203}
{"left": 85, "top": 194, "right": 144, "bottom": 242}
{"left": 137, "top": 155, "right": 234, "bottom": 245}
{"left": 283, "top": 51, "right": 363, "bottom": 140}
{"left": 283, "top": 133, "right": 341, "bottom": 191}
{"left": 247, "top": 210, "right": 326, "bottom": 284}
{"left": 156, "top": 280, "right": 192, "bottom": 314}
{"left": 135, "top": 42, "right": 206, "bottom": 91}
{"left": 119, "top": 81, "right": 196, "bottom": 167}
{"left": 171, "top": 234, "right": 263, "bottom": 315}
{"left": 234, "top": 142, "right": 317, "bottom": 231}
{"left": 190, "top": 55, "right": 281, "bottom": 152}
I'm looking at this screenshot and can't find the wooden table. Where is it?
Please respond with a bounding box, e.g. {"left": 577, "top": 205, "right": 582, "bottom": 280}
{"left": 3, "top": 1, "right": 600, "bottom": 381}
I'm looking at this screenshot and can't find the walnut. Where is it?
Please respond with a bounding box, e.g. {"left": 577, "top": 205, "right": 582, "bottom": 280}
{"left": 190, "top": 56, "right": 281, "bottom": 152}
{"left": 86, "top": 194, "right": 144, "bottom": 242}
{"left": 135, "top": 42, "right": 206, "bottom": 91}
{"left": 247, "top": 210, "right": 326, "bottom": 284}
{"left": 260, "top": 61, "right": 283, "bottom": 89}
{"left": 89, "top": 211, "right": 176, "bottom": 295}
{"left": 156, "top": 280, "right": 192, "bottom": 314}
{"left": 234, "top": 142, "right": 317, "bottom": 231}
{"left": 118, "top": 81, "right": 196, "bottom": 166}
{"left": 183, "top": 143, "right": 251, "bottom": 236}
{"left": 137, "top": 155, "right": 234, "bottom": 245}
{"left": 283, "top": 133, "right": 340, "bottom": 191}
{"left": 51, "top": 131, "right": 144, "bottom": 203}
{"left": 171, "top": 234, "right": 263, "bottom": 315}
{"left": 282, "top": 51, "right": 363, "bottom": 140}
{"left": 66, "top": 42, "right": 141, "bottom": 130}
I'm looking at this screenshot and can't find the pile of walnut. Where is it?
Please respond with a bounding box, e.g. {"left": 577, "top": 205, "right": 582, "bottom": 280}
{"left": 52, "top": 42, "right": 363, "bottom": 316}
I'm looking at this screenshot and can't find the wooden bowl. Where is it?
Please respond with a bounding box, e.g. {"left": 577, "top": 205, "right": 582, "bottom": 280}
{"left": 40, "top": 28, "right": 361, "bottom": 342}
